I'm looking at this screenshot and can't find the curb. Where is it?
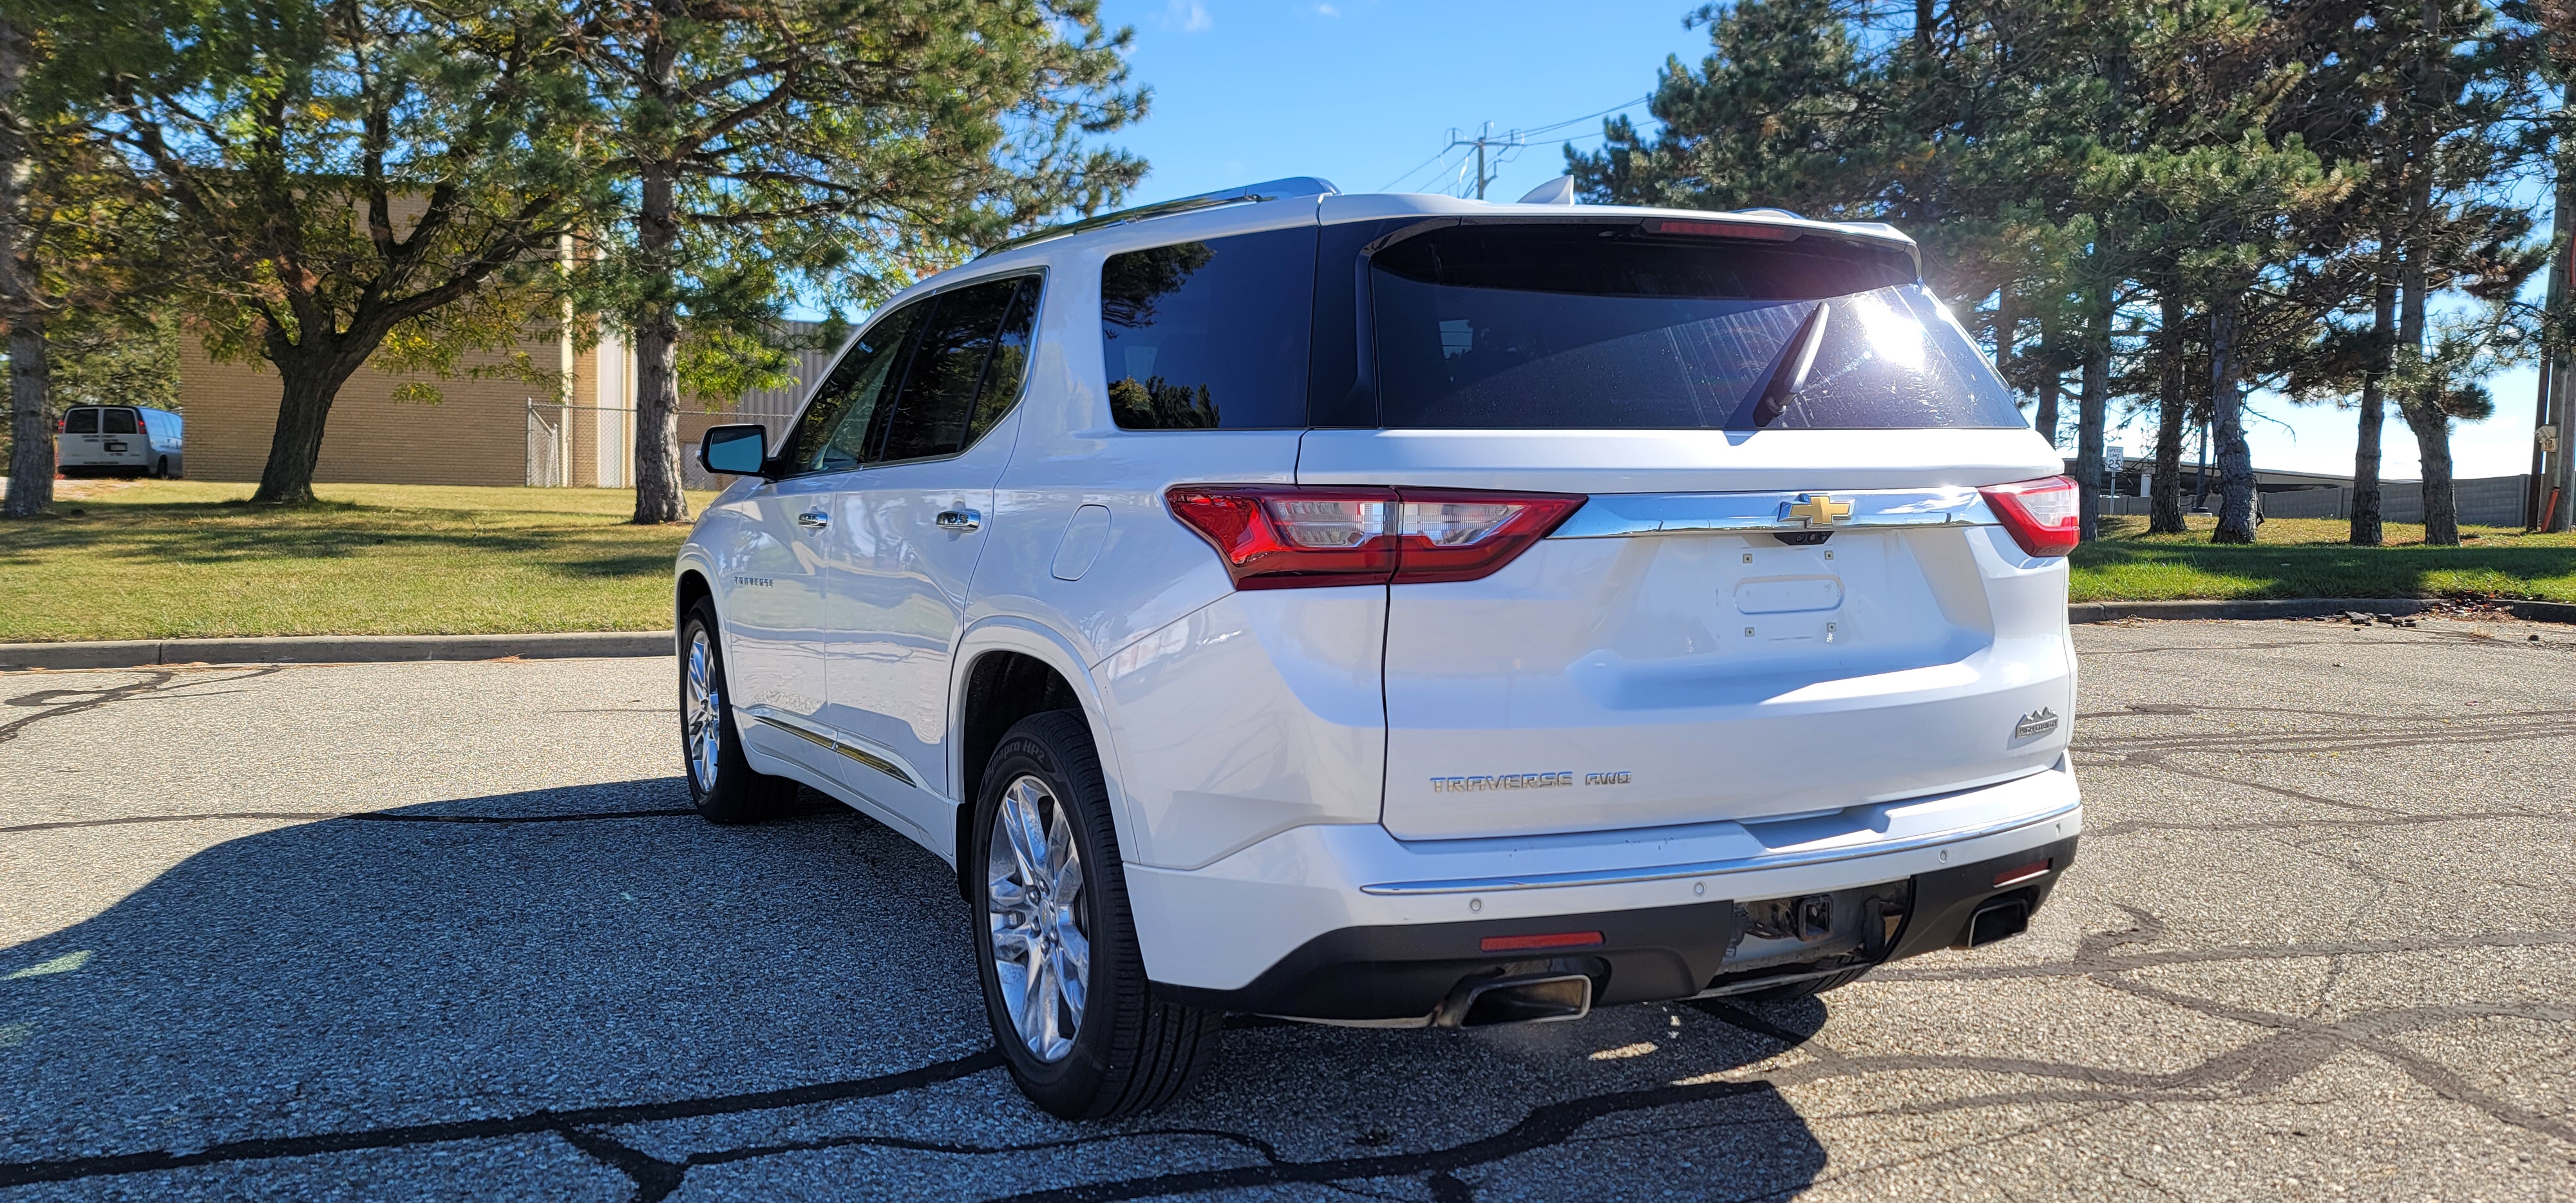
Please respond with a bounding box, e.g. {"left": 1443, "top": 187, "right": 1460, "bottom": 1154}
{"left": 0, "top": 631, "right": 675, "bottom": 672}
{"left": 2066, "top": 598, "right": 2576, "bottom": 625}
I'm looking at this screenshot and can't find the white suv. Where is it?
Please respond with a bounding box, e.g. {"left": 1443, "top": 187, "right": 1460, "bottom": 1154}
{"left": 675, "top": 179, "right": 2083, "bottom": 1119}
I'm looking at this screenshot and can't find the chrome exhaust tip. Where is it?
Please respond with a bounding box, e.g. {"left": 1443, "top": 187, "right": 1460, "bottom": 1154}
{"left": 1960, "top": 898, "right": 2031, "bottom": 949}
{"left": 1437, "top": 972, "right": 1594, "bottom": 1028}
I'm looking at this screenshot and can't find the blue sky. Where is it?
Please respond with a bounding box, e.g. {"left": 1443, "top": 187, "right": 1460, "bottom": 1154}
{"left": 1091, "top": 0, "right": 2543, "bottom": 482}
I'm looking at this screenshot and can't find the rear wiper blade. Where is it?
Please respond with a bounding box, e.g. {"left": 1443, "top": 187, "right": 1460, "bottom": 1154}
{"left": 1726, "top": 303, "right": 1830, "bottom": 430}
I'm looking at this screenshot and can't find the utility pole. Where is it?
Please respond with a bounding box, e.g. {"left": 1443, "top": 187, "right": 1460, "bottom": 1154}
{"left": 2537, "top": 79, "right": 2576, "bottom": 532}
{"left": 1444, "top": 122, "right": 1525, "bottom": 200}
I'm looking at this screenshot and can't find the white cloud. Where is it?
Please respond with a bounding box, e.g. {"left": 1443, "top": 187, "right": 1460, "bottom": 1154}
{"left": 1162, "top": 0, "right": 1211, "bottom": 31}
{"left": 1316, "top": 3, "right": 1341, "bottom": 15}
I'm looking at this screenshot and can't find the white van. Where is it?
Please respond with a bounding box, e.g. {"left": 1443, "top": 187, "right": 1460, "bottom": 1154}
{"left": 59, "top": 406, "right": 184, "bottom": 478}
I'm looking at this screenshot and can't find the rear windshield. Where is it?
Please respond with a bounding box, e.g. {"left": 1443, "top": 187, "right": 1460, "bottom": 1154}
{"left": 100, "top": 408, "right": 138, "bottom": 434}
{"left": 64, "top": 409, "right": 98, "bottom": 433}
{"left": 1368, "top": 224, "right": 2022, "bottom": 430}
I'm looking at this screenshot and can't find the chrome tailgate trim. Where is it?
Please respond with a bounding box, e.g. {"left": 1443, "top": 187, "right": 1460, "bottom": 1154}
{"left": 1549, "top": 486, "right": 1999, "bottom": 540}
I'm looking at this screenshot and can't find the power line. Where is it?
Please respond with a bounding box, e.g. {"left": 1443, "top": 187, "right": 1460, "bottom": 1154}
{"left": 1517, "top": 94, "right": 1651, "bottom": 138}
{"left": 1402, "top": 95, "right": 1651, "bottom": 200}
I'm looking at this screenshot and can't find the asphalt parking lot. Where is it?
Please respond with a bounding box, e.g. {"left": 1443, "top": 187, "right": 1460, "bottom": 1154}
{"left": 2, "top": 619, "right": 2571, "bottom": 1201}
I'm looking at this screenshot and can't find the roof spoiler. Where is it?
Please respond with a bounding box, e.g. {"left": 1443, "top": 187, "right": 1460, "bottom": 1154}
{"left": 978, "top": 177, "right": 1341, "bottom": 258}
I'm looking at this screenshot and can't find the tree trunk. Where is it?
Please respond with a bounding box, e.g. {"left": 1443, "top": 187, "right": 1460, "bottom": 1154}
{"left": 0, "top": 12, "right": 48, "bottom": 519}
{"left": 249, "top": 343, "right": 373, "bottom": 504}
{"left": 2150, "top": 288, "right": 2186, "bottom": 533}
{"left": 631, "top": 156, "right": 687, "bottom": 525}
{"left": 5, "top": 316, "right": 46, "bottom": 516}
{"left": 2395, "top": 207, "right": 2456, "bottom": 544}
{"left": 2351, "top": 271, "right": 2396, "bottom": 545}
{"left": 2401, "top": 393, "right": 2458, "bottom": 544}
{"left": 2074, "top": 284, "right": 2111, "bottom": 542}
{"left": 2208, "top": 293, "right": 2259, "bottom": 544}
{"left": 2032, "top": 307, "right": 2061, "bottom": 450}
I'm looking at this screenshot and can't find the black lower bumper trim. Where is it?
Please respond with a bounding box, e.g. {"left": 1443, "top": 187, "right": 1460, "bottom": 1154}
{"left": 1153, "top": 833, "right": 2079, "bottom": 1022}
{"left": 1153, "top": 899, "right": 1739, "bottom": 1021}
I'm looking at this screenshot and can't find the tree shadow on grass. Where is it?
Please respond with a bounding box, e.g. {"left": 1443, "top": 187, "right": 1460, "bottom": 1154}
{"left": 0, "top": 780, "right": 1826, "bottom": 1202}
{"left": 0, "top": 498, "right": 684, "bottom": 571}
{"left": 2072, "top": 537, "right": 2576, "bottom": 600}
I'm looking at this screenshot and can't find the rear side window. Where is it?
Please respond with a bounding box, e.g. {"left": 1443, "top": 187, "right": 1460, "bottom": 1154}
{"left": 101, "top": 409, "right": 139, "bottom": 435}
{"left": 1368, "top": 223, "right": 2022, "bottom": 430}
{"left": 64, "top": 409, "right": 98, "bottom": 433}
{"left": 875, "top": 276, "right": 1037, "bottom": 463}
{"left": 1101, "top": 227, "right": 1316, "bottom": 430}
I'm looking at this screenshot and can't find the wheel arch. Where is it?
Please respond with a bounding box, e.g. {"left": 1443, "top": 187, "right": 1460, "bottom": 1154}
{"left": 950, "top": 620, "right": 1130, "bottom": 900}
{"left": 675, "top": 558, "right": 716, "bottom": 639}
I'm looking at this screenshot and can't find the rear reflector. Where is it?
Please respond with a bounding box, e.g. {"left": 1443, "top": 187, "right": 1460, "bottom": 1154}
{"left": 1979, "top": 475, "right": 2082, "bottom": 558}
{"left": 1166, "top": 486, "right": 1584, "bottom": 590}
{"left": 1480, "top": 931, "right": 1605, "bottom": 952}
{"left": 1644, "top": 217, "right": 1801, "bottom": 242}
{"left": 1991, "top": 859, "right": 2053, "bottom": 888}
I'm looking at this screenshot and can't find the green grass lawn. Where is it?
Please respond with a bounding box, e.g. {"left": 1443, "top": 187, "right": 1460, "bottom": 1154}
{"left": 2072, "top": 515, "right": 2576, "bottom": 603}
{"left": 0, "top": 480, "right": 717, "bottom": 643}
{"left": 6, "top": 481, "right": 2572, "bottom": 643}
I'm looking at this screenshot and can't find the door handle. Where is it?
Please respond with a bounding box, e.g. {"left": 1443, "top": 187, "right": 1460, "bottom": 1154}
{"left": 934, "top": 509, "right": 982, "bottom": 532}
{"left": 795, "top": 509, "right": 830, "bottom": 529}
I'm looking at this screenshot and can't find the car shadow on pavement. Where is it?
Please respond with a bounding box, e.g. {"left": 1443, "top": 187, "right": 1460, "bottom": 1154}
{"left": 0, "top": 780, "right": 1827, "bottom": 1202}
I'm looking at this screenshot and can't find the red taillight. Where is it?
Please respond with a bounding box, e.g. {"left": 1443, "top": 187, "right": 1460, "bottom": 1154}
{"left": 1164, "top": 486, "right": 1585, "bottom": 590}
{"left": 1992, "top": 859, "right": 2052, "bottom": 888}
{"left": 1480, "top": 931, "right": 1605, "bottom": 952}
{"left": 1980, "top": 475, "right": 2081, "bottom": 558}
{"left": 1643, "top": 217, "right": 1801, "bottom": 242}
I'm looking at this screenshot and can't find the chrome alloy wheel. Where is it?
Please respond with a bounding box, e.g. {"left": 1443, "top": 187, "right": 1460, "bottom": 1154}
{"left": 683, "top": 628, "right": 723, "bottom": 791}
{"left": 987, "top": 774, "right": 1090, "bottom": 1062}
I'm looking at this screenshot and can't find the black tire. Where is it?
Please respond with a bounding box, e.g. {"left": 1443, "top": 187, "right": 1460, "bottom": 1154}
{"left": 971, "top": 710, "right": 1221, "bottom": 1119}
{"left": 154, "top": 457, "right": 169, "bottom": 479}
{"left": 678, "top": 599, "right": 796, "bottom": 824}
{"left": 1734, "top": 966, "right": 1872, "bottom": 1002}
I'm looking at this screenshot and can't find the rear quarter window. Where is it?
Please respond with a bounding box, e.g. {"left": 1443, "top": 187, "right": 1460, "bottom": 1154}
{"left": 1100, "top": 227, "right": 1317, "bottom": 430}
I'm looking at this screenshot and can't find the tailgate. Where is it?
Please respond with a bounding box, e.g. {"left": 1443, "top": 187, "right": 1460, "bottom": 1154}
{"left": 1376, "top": 493, "right": 2070, "bottom": 839}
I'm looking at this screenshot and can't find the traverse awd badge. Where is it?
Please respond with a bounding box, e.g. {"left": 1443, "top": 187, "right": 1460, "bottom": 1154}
{"left": 2012, "top": 707, "right": 2060, "bottom": 740}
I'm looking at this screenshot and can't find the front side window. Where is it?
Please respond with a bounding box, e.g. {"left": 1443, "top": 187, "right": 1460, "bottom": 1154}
{"left": 875, "top": 275, "right": 1037, "bottom": 463}
{"left": 1101, "top": 227, "right": 1317, "bottom": 430}
{"left": 101, "top": 408, "right": 139, "bottom": 435}
{"left": 64, "top": 409, "right": 98, "bottom": 433}
{"left": 1368, "top": 223, "right": 2022, "bottom": 430}
{"left": 784, "top": 301, "right": 927, "bottom": 475}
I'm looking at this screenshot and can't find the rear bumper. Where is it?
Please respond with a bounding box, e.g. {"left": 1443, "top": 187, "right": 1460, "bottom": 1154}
{"left": 1130, "top": 755, "right": 2079, "bottom": 1019}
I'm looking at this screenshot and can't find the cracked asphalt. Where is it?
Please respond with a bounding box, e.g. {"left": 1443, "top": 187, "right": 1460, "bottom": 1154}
{"left": 2, "top": 618, "right": 2571, "bottom": 1201}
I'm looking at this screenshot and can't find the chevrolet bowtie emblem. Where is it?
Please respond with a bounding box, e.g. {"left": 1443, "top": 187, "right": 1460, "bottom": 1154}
{"left": 1785, "top": 493, "right": 1854, "bottom": 528}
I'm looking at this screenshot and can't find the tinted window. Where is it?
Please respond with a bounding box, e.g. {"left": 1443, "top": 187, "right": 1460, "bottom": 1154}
{"left": 967, "top": 278, "right": 1040, "bottom": 444}
{"left": 786, "top": 301, "right": 925, "bottom": 475}
{"left": 64, "top": 409, "right": 97, "bottom": 433}
{"left": 1368, "top": 224, "right": 2021, "bottom": 430}
{"left": 1102, "top": 227, "right": 1316, "bottom": 430}
{"left": 102, "top": 409, "right": 139, "bottom": 435}
{"left": 876, "top": 276, "right": 1028, "bottom": 463}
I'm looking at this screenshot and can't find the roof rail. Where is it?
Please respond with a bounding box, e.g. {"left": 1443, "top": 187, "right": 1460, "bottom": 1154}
{"left": 978, "top": 176, "right": 1340, "bottom": 258}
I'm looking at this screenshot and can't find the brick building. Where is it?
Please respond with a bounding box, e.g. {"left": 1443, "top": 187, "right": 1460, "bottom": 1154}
{"left": 178, "top": 325, "right": 829, "bottom": 489}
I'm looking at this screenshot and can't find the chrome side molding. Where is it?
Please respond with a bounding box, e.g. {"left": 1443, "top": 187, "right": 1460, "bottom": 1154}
{"left": 743, "top": 706, "right": 931, "bottom": 793}
{"left": 1549, "top": 486, "right": 1998, "bottom": 540}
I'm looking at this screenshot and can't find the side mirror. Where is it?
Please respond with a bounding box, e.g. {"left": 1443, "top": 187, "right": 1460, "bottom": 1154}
{"left": 698, "top": 424, "right": 773, "bottom": 478}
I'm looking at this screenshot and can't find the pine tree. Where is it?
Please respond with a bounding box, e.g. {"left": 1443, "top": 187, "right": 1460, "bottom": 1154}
{"left": 570, "top": 0, "right": 1145, "bottom": 524}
